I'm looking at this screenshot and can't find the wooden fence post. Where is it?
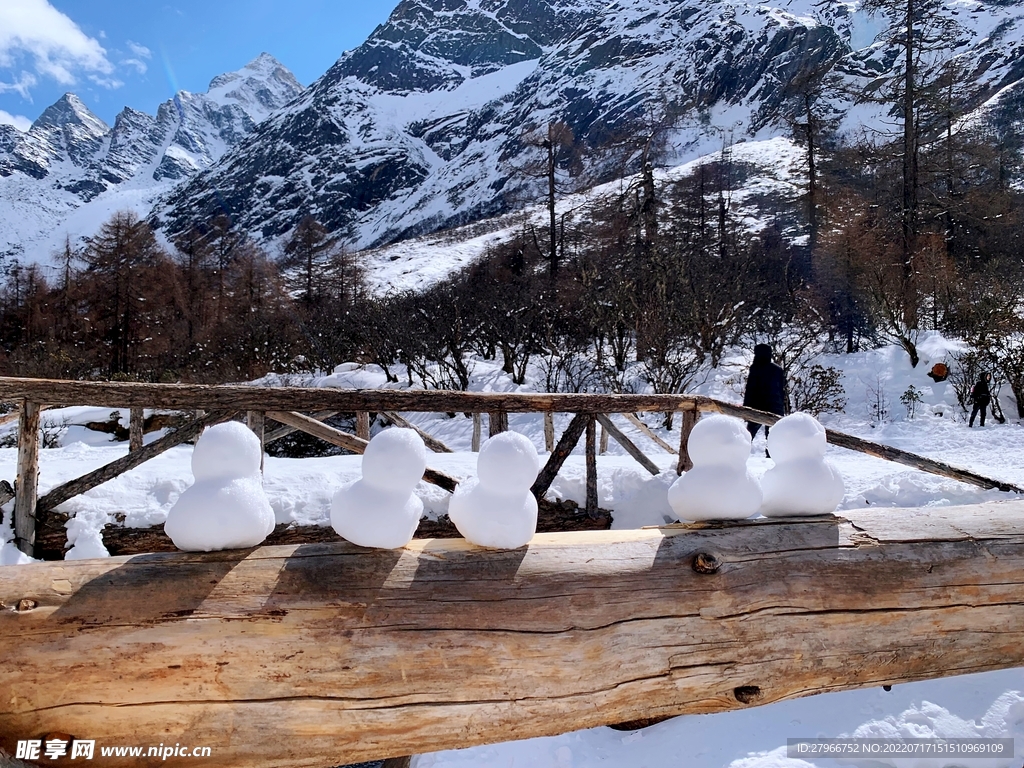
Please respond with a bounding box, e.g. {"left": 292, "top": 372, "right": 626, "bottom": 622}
{"left": 599, "top": 424, "right": 608, "bottom": 455}
{"left": 247, "top": 411, "right": 266, "bottom": 472}
{"left": 585, "top": 417, "right": 598, "bottom": 519}
{"left": 677, "top": 405, "right": 699, "bottom": 474}
{"left": 472, "top": 413, "right": 481, "bottom": 452}
{"left": 488, "top": 410, "right": 508, "bottom": 438}
{"left": 356, "top": 411, "right": 370, "bottom": 440}
{"left": 129, "top": 407, "right": 144, "bottom": 453}
{"left": 543, "top": 412, "right": 555, "bottom": 453}
{"left": 14, "top": 400, "right": 41, "bottom": 557}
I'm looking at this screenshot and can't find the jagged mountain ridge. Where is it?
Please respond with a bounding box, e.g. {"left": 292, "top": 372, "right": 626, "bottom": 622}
{"left": 0, "top": 54, "right": 303, "bottom": 264}
{"left": 151, "top": 0, "right": 1024, "bottom": 254}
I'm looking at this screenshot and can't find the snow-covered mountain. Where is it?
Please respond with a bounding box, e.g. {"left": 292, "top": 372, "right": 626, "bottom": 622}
{"left": 7, "top": 1, "right": 1024, "bottom": 267}
{"left": 150, "top": 0, "right": 1024, "bottom": 253}
{"left": 0, "top": 54, "right": 303, "bottom": 264}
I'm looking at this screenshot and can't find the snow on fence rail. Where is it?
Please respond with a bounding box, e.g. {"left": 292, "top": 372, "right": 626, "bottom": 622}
{"left": 1, "top": 375, "right": 1020, "bottom": 560}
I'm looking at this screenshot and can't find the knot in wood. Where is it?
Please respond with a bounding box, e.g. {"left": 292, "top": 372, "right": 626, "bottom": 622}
{"left": 692, "top": 552, "right": 721, "bottom": 574}
{"left": 16, "top": 598, "right": 38, "bottom": 612}
{"left": 734, "top": 686, "right": 763, "bottom": 704}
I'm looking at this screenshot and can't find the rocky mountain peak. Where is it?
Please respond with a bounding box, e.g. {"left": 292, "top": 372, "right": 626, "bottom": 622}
{"left": 31, "top": 93, "right": 109, "bottom": 138}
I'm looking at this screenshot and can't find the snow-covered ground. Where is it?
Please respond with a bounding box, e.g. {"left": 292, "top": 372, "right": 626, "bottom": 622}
{"left": 1, "top": 332, "right": 1022, "bottom": 765}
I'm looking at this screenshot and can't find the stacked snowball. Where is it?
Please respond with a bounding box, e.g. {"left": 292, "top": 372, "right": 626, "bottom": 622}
{"left": 331, "top": 427, "right": 426, "bottom": 549}
{"left": 165, "top": 422, "right": 275, "bottom": 552}
{"left": 761, "top": 413, "right": 845, "bottom": 516}
{"left": 448, "top": 431, "right": 542, "bottom": 549}
{"left": 667, "top": 415, "right": 762, "bottom": 521}
{"left": 667, "top": 412, "right": 845, "bottom": 521}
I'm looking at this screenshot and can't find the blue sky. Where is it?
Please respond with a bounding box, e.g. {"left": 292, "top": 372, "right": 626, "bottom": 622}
{"left": 0, "top": 0, "right": 397, "bottom": 130}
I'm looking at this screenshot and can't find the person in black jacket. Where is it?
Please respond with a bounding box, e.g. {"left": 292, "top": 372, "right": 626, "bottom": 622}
{"left": 743, "top": 344, "right": 787, "bottom": 451}
{"left": 969, "top": 371, "right": 992, "bottom": 427}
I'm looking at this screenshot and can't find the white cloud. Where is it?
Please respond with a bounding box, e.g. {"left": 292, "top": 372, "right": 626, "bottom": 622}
{"left": 121, "top": 42, "right": 152, "bottom": 76}
{"left": 0, "top": 108, "right": 32, "bottom": 131}
{"left": 0, "top": 71, "right": 38, "bottom": 98}
{"left": 0, "top": 0, "right": 115, "bottom": 93}
{"left": 127, "top": 41, "right": 152, "bottom": 60}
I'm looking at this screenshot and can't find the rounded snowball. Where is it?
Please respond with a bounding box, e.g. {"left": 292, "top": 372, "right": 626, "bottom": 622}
{"left": 331, "top": 480, "right": 423, "bottom": 549}
{"left": 668, "top": 465, "right": 762, "bottom": 521}
{"left": 478, "top": 432, "right": 541, "bottom": 491}
{"left": 766, "top": 413, "right": 827, "bottom": 463}
{"left": 361, "top": 428, "right": 427, "bottom": 489}
{"left": 165, "top": 478, "right": 275, "bottom": 552}
{"left": 449, "top": 478, "right": 538, "bottom": 549}
{"left": 761, "top": 458, "right": 845, "bottom": 517}
{"left": 191, "top": 421, "right": 263, "bottom": 482}
{"left": 688, "top": 415, "right": 752, "bottom": 467}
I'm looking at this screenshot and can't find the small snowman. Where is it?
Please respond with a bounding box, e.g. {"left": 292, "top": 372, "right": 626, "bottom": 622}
{"left": 760, "top": 413, "right": 845, "bottom": 517}
{"left": 331, "top": 428, "right": 426, "bottom": 549}
{"left": 165, "top": 421, "right": 275, "bottom": 552}
{"left": 448, "top": 431, "right": 541, "bottom": 549}
{"left": 667, "top": 414, "right": 762, "bottom": 521}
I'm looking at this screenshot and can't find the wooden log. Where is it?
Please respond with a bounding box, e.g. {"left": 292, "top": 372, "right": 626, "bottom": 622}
{"left": 488, "top": 410, "right": 508, "bottom": 437}
{"left": 585, "top": 417, "right": 598, "bottom": 518}
{"left": 594, "top": 414, "right": 660, "bottom": 476}
{"left": 247, "top": 411, "right": 265, "bottom": 473}
{"left": 382, "top": 411, "right": 454, "bottom": 453}
{"left": 622, "top": 412, "right": 677, "bottom": 454}
{"left": 265, "top": 411, "right": 459, "bottom": 493}
{"left": 471, "top": 412, "right": 481, "bottom": 452}
{"left": 599, "top": 424, "right": 609, "bottom": 454}
{"left": 356, "top": 410, "right": 370, "bottom": 440}
{"left": 35, "top": 411, "right": 237, "bottom": 536}
{"left": 264, "top": 410, "right": 339, "bottom": 445}
{"left": 676, "top": 405, "right": 699, "bottom": 474}
{"left": 0, "top": 376, "right": 717, "bottom": 414}
{"left": 543, "top": 412, "right": 555, "bottom": 453}
{"left": 4, "top": 501, "right": 1024, "bottom": 767}
{"left": 129, "top": 407, "right": 144, "bottom": 453}
{"left": 531, "top": 413, "right": 589, "bottom": 501}
{"left": 13, "top": 400, "right": 41, "bottom": 557}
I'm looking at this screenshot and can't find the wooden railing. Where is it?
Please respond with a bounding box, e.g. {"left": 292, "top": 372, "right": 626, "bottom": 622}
{"left": 1, "top": 376, "right": 1020, "bottom": 559}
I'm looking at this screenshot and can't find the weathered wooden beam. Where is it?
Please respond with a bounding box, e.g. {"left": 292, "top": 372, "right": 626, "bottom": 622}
{"left": 471, "top": 412, "right": 481, "bottom": 452}
{"left": 35, "top": 411, "right": 237, "bottom": 534}
{"left": 677, "top": 405, "right": 699, "bottom": 474}
{"left": 585, "top": 417, "right": 598, "bottom": 518}
{"left": 265, "top": 411, "right": 459, "bottom": 493}
{"left": 129, "top": 407, "right": 144, "bottom": 453}
{"left": 3, "top": 501, "right": 1024, "bottom": 767}
{"left": 531, "top": 413, "right": 589, "bottom": 501}
{"left": 488, "top": 410, "right": 508, "bottom": 437}
{"left": 356, "top": 411, "right": 370, "bottom": 440}
{"left": 543, "top": 412, "right": 555, "bottom": 453}
{"left": 382, "top": 411, "right": 454, "bottom": 453}
{"left": 594, "top": 414, "right": 660, "bottom": 476}
{"left": 622, "top": 412, "right": 677, "bottom": 455}
{"left": 0, "top": 376, "right": 714, "bottom": 413}
{"left": 264, "top": 410, "right": 339, "bottom": 445}
{"left": 13, "top": 401, "right": 41, "bottom": 557}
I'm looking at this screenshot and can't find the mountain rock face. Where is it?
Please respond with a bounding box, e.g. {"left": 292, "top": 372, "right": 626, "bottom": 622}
{"left": 0, "top": 54, "right": 302, "bottom": 263}
{"left": 151, "top": 0, "right": 1024, "bottom": 253}
{"left": 6, "top": 1, "right": 1024, "bottom": 265}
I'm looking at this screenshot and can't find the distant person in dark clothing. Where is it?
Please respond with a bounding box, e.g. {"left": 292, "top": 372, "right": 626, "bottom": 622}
{"left": 744, "top": 344, "right": 787, "bottom": 450}
{"left": 969, "top": 371, "right": 992, "bottom": 427}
